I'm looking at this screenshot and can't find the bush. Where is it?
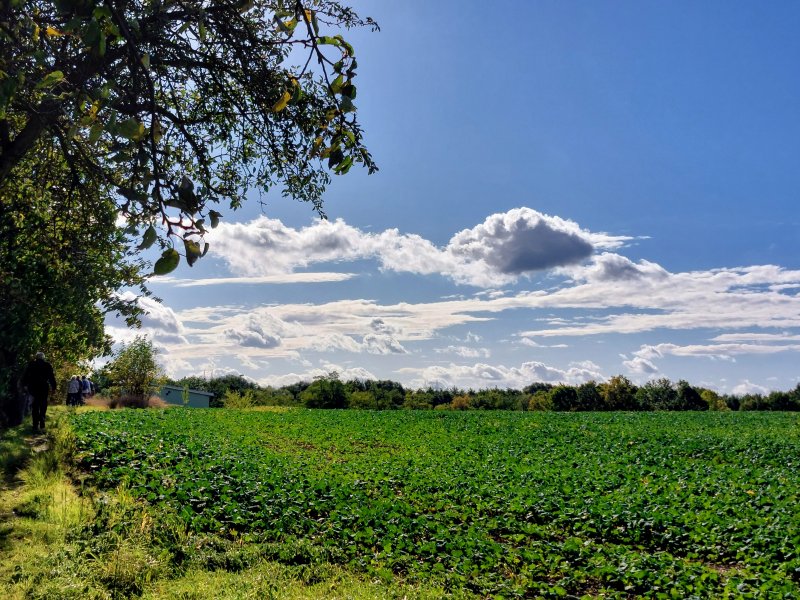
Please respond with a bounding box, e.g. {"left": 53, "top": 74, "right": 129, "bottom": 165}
{"left": 528, "top": 391, "right": 552, "bottom": 411}
{"left": 107, "top": 395, "right": 167, "bottom": 409}
{"left": 450, "top": 395, "right": 471, "bottom": 410}
{"left": 222, "top": 390, "right": 256, "bottom": 409}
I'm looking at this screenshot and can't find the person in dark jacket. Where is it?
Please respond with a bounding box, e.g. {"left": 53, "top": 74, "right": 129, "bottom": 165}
{"left": 22, "top": 352, "right": 57, "bottom": 433}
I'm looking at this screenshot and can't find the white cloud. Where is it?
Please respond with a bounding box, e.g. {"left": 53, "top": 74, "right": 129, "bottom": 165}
{"left": 159, "top": 273, "right": 356, "bottom": 286}
{"left": 519, "top": 260, "right": 800, "bottom": 337}
{"left": 731, "top": 380, "right": 769, "bottom": 396}
{"left": 399, "top": 359, "right": 604, "bottom": 390}
{"left": 434, "top": 346, "right": 491, "bottom": 358}
{"left": 224, "top": 315, "right": 282, "bottom": 348}
{"left": 712, "top": 332, "right": 800, "bottom": 342}
{"left": 631, "top": 342, "right": 800, "bottom": 363}
{"left": 258, "top": 364, "right": 378, "bottom": 387}
{"left": 623, "top": 356, "right": 660, "bottom": 376}
{"left": 207, "top": 208, "right": 634, "bottom": 287}
{"left": 103, "top": 208, "right": 800, "bottom": 392}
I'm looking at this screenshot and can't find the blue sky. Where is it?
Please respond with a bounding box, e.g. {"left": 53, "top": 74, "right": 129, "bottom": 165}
{"left": 109, "top": 1, "right": 800, "bottom": 394}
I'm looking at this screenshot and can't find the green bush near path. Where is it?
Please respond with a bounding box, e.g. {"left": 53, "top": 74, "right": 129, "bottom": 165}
{"left": 68, "top": 409, "right": 800, "bottom": 598}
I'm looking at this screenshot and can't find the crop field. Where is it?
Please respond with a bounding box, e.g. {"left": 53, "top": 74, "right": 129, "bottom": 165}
{"left": 69, "top": 410, "right": 800, "bottom": 598}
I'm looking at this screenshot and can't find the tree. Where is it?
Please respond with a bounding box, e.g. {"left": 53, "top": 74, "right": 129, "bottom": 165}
{"left": 600, "top": 375, "right": 637, "bottom": 411}
{"left": 1, "top": 1, "right": 377, "bottom": 422}
{"left": 1, "top": 0, "right": 377, "bottom": 273}
{"left": 0, "top": 146, "right": 145, "bottom": 424}
{"left": 675, "top": 380, "right": 707, "bottom": 411}
{"left": 104, "top": 335, "right": 164, "bottom": 404}
{"left": 549, "top": 385, "right": 578, "bottom": 411}
{"left": 635, "top": 378, "right": 677, "bottom": 411}
{"left": 699, "top": 388, "right": 728, "bottom": 411}
{"left": 575, "top": 381, "right": 603, "bottom": 411}
{"left": 300, "top": 372, "right": 347, "bottom": 408}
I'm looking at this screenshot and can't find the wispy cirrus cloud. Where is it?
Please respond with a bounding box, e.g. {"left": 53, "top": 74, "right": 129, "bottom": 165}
{"left": 156, "top": 273, "right": 356, "bottom": 286}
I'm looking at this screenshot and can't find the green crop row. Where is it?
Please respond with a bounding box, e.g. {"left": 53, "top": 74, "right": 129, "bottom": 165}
{"left": 69, "top": 410, "right": 800, "bottom": 598}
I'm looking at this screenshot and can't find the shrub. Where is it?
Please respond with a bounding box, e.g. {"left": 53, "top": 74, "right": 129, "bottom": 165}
{"left": 222, "top": 390, "right": 256, "bottom": 409}
{"left": 528, "top": 390, "right": 552, "bottom": 411}
{"left": 107, "top": 395, "right": 167, "bottom": 409}
{"left": 450, "top": 395, "right": 471, "bottom": 410}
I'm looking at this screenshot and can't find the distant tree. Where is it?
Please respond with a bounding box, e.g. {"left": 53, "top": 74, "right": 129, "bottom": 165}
{"left": 524, "top": 382, "right": 554, "bottom": 395}
{"left": 635, "top": 378, "right": 677, "bottom": 411}
{"left": 699, "top": 388, "right": 729, "bottom": 411}
{"left": 738, "top": 394, "right": 765, "bottom": 411}
{"left": 575, "top": 381, "right": 603, "bottom": 411}
{"left": 105, "top": 336, "right": 164, "bottom": 404}
{"left": 423, "top": 387, "right": 455, "bottom": 408}
{"left": 253, "top": 387, "right": 298, "bottom": 407}
{"left": 368, "top": 380, "right": 405, "bottom": 409}
{"left": 402, "top": 389, "right": 433, "bottom": 410}
{"left": 301, "top": 373, "right": 347, "bottom": 409}
{"left": 222, "top": 389, "right": 256, "bottom": 409}
{"left": 549, "top": 385, "right": 578, "bottom": 411}
{"left": 347, "top": 390, "right": 375, "bottom": 409}
{"left": 725, "top": 394, "right": 741, "bottom": 411}
{"left": 675, "top": 380, "right": 707, "bottom": 411}
{"left": 600, "top": 375, "right": 638, "bottom": 411}
{"left": 786, "top": 384, "right": 800, "bottom": 411}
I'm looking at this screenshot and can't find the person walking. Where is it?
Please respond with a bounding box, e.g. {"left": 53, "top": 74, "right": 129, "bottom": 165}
{"left": 80, "top": 375, "right": 92, "bottom": 405}
{"left": 21, "top": 352, "right": 57, "bottom": 433}
{"left": 67, "top": 375, "right": 81, "bottom": 407}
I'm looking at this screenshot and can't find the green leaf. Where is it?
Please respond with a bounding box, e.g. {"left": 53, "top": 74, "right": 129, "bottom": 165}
{"left": 327, "top": 147, "right": 344, "bottom": 168}
{"left": 183, "top": 239, "right": 202, "bottom": 267}
{"left": 138, "top": 225, "right": 157, "bottom": 250}
{"left": 333, "top": 155, "right": 353, "bottom": 175}
{"left": 179, "top": 176, "right": 194, "bottom": 194}
{"left": 317, "top": 36, "right": 341, "bottom": 46}
{"left": 36, "top": 71, "right": 64, "bottom": 89}
{"left": 341, "top": 83, "right": 356, "bottom": 100}
{"left": 88, "top": 122, "right": 103, "bottom": 143}
{"left": 340, "top": 96, "right": 355, "bottom": 113}
{"left": 141, "top": 53, "right": 150, "bottom": 69}
{"left": 117, "top": 118, "right": 145, "bottom": 141}
{"left": 330, "top": 75, "right": 344, "bottom": 94}
{"left": 153, "top": 248, "right": 180, "bottom": 275}
{"left": 209, "top": 210, "right": 221, "bottom": 228}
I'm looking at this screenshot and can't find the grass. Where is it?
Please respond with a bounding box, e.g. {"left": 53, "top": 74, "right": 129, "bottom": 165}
{"left": 0, "top": 407, "right": 461, "bottom": 599}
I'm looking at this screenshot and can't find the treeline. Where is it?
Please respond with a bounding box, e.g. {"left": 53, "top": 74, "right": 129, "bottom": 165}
{"left": 166, "top": 374, "right": 800, "bottom": 412}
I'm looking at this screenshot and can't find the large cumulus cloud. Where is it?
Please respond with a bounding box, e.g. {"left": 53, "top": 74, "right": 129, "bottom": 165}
{"left": 205, "top": 208, "right": 632, "bottom": 287}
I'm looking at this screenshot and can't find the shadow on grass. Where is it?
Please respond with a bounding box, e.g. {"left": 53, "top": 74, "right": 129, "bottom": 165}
{"left": 0, "top": 425, "right": 35, "bottom": 486}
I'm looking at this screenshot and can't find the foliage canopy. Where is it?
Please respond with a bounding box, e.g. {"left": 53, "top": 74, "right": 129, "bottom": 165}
{"left": 0, "top": 0, "right": 376, "bottom": 423}
{"left": 1, "top": 0, "right": 378, "bottom": 273}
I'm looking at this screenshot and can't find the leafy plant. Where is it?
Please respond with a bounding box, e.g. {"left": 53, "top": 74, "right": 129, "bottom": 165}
{"left": 70, "top": 410, "right": 800, "bottom": 597}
